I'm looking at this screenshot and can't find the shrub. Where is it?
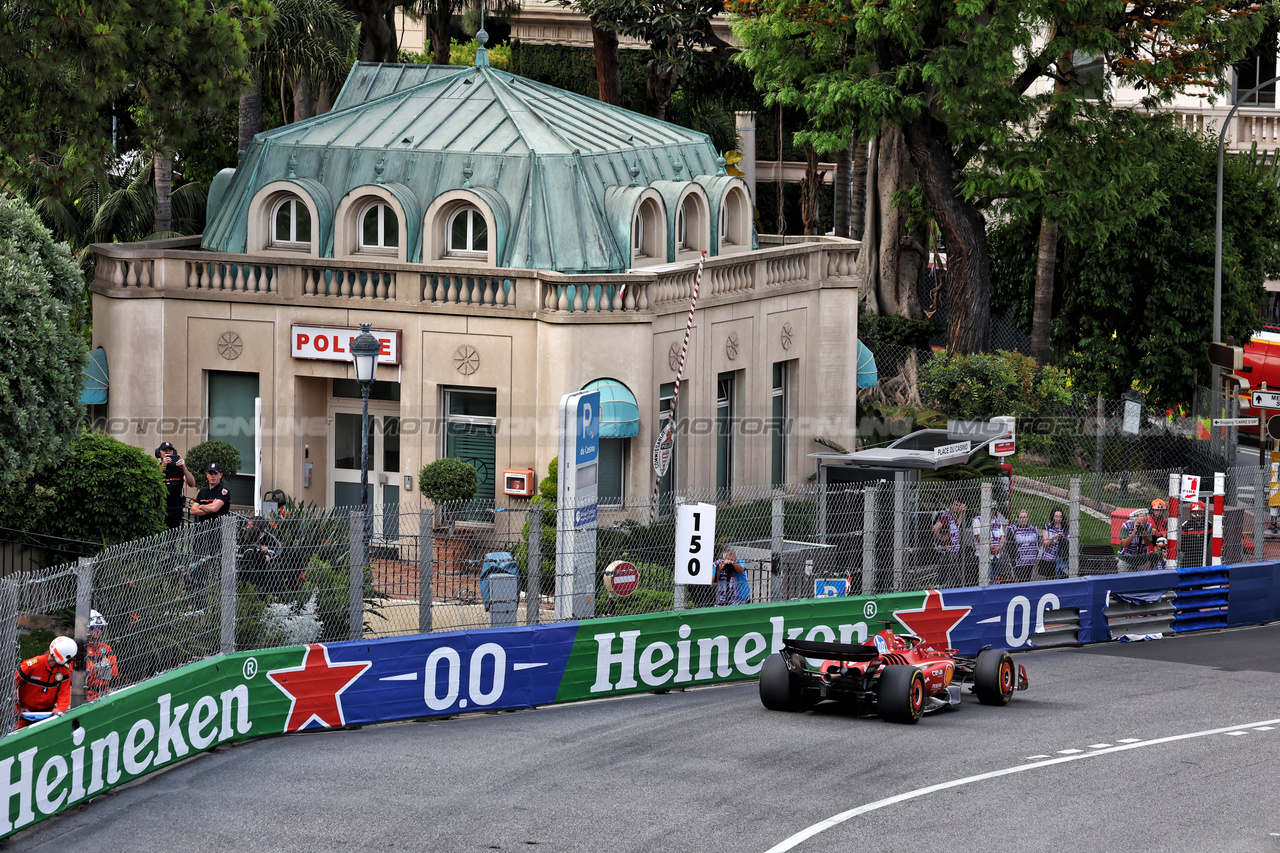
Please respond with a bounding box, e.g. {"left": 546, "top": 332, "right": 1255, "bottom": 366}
{"left": 50, "top": 430, "right": 166, "bottom": 545}
{"left": 419, "top": 457, "right": 479, "bottom": 504}
{"left": 186, "top": 440, "right": 242, "bottom": 489}
{"left": 919, "top": 350, "right": 1072, "bottom": 422}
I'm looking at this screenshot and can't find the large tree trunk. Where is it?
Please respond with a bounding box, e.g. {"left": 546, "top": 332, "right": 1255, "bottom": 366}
{"left": 902, "top": 113, "right": 991, "bottom": 354}
{"left": 1031, "top": 215, "right": 1059, "bottom": 364}
{"left": 833, "top": 127, "right": 853, "bottom": 238}
{"left": 592, "top": 25, "right": 621, "bottom": 106}
{"left": 856, "top": 133, "right": 881, "bottom": 314}
{"left": 644, "top": 37, "right": 680, "bottom": 119}
{"left": 153, "top": 150, "right": 173, "bottom": 234}
{"left": 850, "top": 137, "right": 868, "bottom": 244}
{"left": 430, "top": 0, "right": 452, "bottom": 65}
{"left": 238, "top": 69, "right": 262, "bottom": 152}
{"left": 339, "top": 0, "right": 400, "bottom": 62}
{"left": 293, "top": 75, "right": 317, "bottom": 123}
{"left": 800, "top": 143, "right": 824, "bottom": 236}
{"left": 316, "top": 83, "right": 334, "bottom": 116}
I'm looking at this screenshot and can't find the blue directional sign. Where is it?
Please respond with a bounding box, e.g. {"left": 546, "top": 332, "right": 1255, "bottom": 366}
{"left": 576, "top": 392, "right": 599, "bottom": 464}
{"left": 815, "top": 578, "right": 849, "bottom": 598}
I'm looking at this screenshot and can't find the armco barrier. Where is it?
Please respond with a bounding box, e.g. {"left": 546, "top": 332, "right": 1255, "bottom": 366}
{"left": 4, "top": 560, "right": 1278, "bottom": 838}
{"left": 1172, "top": 567, "right": 1230, "bottom": 632}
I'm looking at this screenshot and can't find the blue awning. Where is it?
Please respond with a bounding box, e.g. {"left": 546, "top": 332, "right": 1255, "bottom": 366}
{"left": 583, "top": 378, "right": 640, "bottom": 438}
{"left": 856, "top": 341, "right": 878, "bottom": 389}
{"left": 81, "top": 347, "right": 109, "bottom": 405}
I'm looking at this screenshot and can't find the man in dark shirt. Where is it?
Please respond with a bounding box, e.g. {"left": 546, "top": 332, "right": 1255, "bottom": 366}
{"left": 189, "top": 462, "right": 233, "bottom": 587}
{"left": 156, "top": 442, "right": 195, "bottom": 529}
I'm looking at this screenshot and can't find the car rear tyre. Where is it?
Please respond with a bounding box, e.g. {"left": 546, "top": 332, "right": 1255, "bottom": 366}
{"left": 974, "top": 649, "right": 1015, "bottom": 706}
{"left": 759, "top": 653, "right": 802, "bottom": 712}
{"left": 878, "top": 665, "right": 925, "bottom": 724}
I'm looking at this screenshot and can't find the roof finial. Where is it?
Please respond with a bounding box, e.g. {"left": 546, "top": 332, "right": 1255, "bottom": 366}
{"left": 715, "top": 155, "right": 727, "bottom": 177}
{"left": 629, "top": 161, "right": 640, "bottom": 187}
{"left": 463, "top": 156, "right": 474, "bottom": 188}
{"left": 287, "top": 150, "right": 297, "bottom": 179}
{"left": 474, "top": 1, "right": 490, "bottom": 68}
{"left": 374, "top": 157, "right": 386, "bottom": 184}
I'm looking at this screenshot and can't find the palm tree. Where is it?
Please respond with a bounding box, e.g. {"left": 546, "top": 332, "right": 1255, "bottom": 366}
{"left": 240, "top": 0, "right": 359, "bottom": 147}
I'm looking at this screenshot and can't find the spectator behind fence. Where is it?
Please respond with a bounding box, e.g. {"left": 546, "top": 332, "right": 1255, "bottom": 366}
{"left": 1008, "top": 509, "right": 1040, "bottom": 584}
{"left": 189, "top": 462, "right": 232, "bottom": 586}
{"left": 156, "top": 442, "right": 195, "bottom": 530}
{"left": 934, "top": 498, "right": 970, "bottom": 587}
{"left": 1118, "top": 509, "right": 1155, "bottom": 572}
{"left": 715, "top": 550, "right": 751, "bottom": 605}
{"left": 1038, "top": 508, "right": 1069, "bottom": 579}
{"left": 85, "top": 610, "right": 117, "bottom": 701}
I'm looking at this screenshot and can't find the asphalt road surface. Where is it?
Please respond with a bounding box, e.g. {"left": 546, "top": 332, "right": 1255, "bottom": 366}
{"left": 11, "top": 625, "right": 1280, "bottom": 853}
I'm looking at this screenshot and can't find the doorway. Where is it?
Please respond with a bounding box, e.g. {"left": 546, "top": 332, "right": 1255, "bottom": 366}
{"left": 329, "top": 403, "right": 401, "bottom": 541}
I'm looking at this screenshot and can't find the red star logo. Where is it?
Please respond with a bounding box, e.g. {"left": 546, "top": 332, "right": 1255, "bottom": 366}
{"left": 893, "top": 590, "right": 971, "bottom": 650}
{"left": 266, "top": 644, "right": 371, "bottom": 732}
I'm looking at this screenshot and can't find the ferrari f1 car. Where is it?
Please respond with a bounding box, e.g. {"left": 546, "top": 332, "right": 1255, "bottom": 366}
{"left": 759, "top": 626, "right": 1028, "bottom": 723}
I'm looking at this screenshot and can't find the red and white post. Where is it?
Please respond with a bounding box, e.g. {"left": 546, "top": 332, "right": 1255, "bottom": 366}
{"left": 1211, "top": 472, "right": 1226, "bottom": 566}
{"left": 1166, "top": 471, "right": 1179, "bottom": 569}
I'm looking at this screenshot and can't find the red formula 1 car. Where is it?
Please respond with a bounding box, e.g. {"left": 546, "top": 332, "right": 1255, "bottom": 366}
{"left": 759, "top": 626, "right": 1029, "bottom": 723}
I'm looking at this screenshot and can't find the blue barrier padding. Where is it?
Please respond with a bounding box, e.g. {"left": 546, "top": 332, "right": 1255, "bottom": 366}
{"left": 1173, "top": 613, "right": 1228, "bottom": 631}
{"left": 1226, "top": 560, "right": 1280, "bottom": 626}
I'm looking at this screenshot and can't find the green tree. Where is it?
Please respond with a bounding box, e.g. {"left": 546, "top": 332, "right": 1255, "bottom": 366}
{"left": 0, "top": 195, "right": 87, "bottom": 485}
{"left": 990, "top": 127, "right": 1280, "bottom": 405}
{"left": 729, "top": 0, "right": 1273, "bottom": 354}
{"left": 50, "top": 430, "right": 166, "bottom": 544}
{"left": 0, "top": 0, "right": 273, "bottom": 200}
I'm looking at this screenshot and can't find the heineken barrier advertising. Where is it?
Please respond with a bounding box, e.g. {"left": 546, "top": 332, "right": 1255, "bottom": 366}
{"left": 1, "top": 572, "right": 1185, "bottom": 838}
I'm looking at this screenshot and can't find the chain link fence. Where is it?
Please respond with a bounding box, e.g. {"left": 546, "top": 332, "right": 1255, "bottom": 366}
{"left": 3, "top": 466, "right": 1273, "bottom": 736}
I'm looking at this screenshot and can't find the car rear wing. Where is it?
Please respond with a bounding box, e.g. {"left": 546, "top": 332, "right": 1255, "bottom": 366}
{"left": 782, "top": 638, "right": 881, "bottom": 662}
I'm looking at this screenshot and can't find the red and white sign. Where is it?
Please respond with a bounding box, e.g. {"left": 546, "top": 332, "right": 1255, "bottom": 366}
{"left": 605, "top": 560, "right": 639, "bottom": 597}
{"left": 291, "top": 324, "right": 401, "bottom": 365}
{"left": 991, "top": 439, "right": 1016, "bottom": 457}
{"left": 1179, "top": 474, "right": 1201, "bottom": 503}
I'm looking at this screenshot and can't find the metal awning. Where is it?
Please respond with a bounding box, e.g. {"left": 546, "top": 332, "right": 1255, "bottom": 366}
{"left": 81, "top": 347, "right": 108, "bottom": 405}
{"left": 856, "top": 341, "right": 878, "bottom": 388}
{"left": 583, "top": 378, "right": 639, "bottom": 438}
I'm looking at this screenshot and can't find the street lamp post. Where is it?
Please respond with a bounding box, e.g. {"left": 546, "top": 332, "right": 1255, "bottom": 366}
{"left": 1214, "top": 74, "right": 1280, "bottom": 409}
{"left": 349, "top": 324, "right": 381, "bottom": 511}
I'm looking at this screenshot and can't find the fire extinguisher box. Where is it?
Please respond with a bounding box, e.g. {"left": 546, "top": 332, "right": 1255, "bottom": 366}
{"left": 503, "top": 468, "right": 536, "bottom": 497}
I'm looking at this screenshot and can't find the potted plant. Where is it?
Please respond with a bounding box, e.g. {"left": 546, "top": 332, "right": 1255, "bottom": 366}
{"left": 419, "top": 457, "right": 480, "bottom": 584}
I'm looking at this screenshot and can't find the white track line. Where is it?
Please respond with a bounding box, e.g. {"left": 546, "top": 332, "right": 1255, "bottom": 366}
{"left": 764, "top": 717, "right": 1280, "bottom": 853}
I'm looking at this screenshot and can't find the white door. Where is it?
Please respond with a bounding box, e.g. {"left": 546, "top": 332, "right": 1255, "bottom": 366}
{"left": 329, "top": 404, "right": 401, "bottom": 542}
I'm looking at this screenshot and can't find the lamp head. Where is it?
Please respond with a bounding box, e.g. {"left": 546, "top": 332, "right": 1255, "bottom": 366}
{"left": 350, "top": 323, "right": 381, "bottom": 384}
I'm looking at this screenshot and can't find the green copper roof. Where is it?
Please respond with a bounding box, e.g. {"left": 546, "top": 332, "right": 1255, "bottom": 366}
{"left": 203, "top": 63, "right": 727, "bottom": 273}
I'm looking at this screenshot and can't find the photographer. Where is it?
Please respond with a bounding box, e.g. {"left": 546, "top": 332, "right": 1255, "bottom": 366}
{"left": 714, "top": 550, "right": 751, "bottom": 606}
{"left": 1118, "top": 509, "right": 1155, "bottom": 572}
{"left": 238, "top": 515, "right": 283, "bottom": 593}
{"left": 156, "top": 442, "right": 195, "bottom": 529}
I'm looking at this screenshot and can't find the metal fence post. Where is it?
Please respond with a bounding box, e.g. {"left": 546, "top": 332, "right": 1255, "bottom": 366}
{"left": 1256, "top": 466, "right": 1267, "bottom": 563}
{"left": 979, "top": 481, "right": 992, "bottom": 586}
{"left": 526, "top": 505, "right": 543, "bottom": 625}
{"left": 220, "top": 514, "right": 236, "bottom": 655}
{"left": 349, "top": 511, "right": 365, "bottom": 641}
{"left": 817, "top": 464, "right": 828, "bottom": 542}
{"left": 1069, "top": 478, "right": 1081, "bottom": 578}
{"left": 862, "top": 484, "right": 877, "bottom": 595}
{"left": 1094, "top": 395, "right": 1105, "bottom": 512}
{"left": 0, "top": 576, "right": 17, "bottom": 736}
{"left": 70, "top": 556, "right": 93, "bottom": 708}
{"left": 771, "top": 490, "right": 785, "bottom": 603}
{"left": 418, "top": 508, "right": 434, "bottom": 634}
{"left": 893, "top": 473, "right": 905, "bottom": 592}
{"left": 673, "top": 496, "right": 686, "bottom": 611}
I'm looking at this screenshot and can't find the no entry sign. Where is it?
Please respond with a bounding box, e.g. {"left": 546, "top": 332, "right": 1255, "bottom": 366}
{"left": 605, "top": 561, "right": 639, "bottom": 597}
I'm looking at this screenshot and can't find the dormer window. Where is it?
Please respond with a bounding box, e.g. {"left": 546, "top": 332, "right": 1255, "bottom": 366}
{"left": 676, "top": 193, "right": 708, "bottom": 257}
{"left": 676, "top": 208, "right": 687, "bottom": 250}
{"left": 632, "top": 216, "right": 645, "bottom": 258}
{"left": 359, "top": 202, "right": 399, "bottom": 253}
{"left": 271, "top": 197, "right": 311, "bottom": 248}
{"left": 631, "top": 196, "right": 663, "bottom": 262}
{"left": 718, "top": 185, "right": 751, "bottom": 253}
{"left": 448, "top": 207, "right": 488, "bottom": 257}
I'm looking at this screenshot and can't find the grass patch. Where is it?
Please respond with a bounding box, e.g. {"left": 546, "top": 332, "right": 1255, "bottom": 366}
{"left": 18, "top": 629, "right": 54, "bottom": 662}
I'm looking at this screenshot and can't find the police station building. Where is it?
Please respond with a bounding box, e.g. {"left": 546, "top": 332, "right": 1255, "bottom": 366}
{"left": 89, "top": 53, "right": 862, "bottom": 515}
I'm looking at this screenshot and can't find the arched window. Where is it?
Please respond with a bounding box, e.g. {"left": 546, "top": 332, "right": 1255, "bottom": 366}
{"left": 271, "top": 197, "right": 311, "bottom": 248}
{"left": 359, "top": 202, "right": 399, "bottom": 252}
{"left": 447, "top": 207, "right": 488, "bottom": 257}
{"left": 632, "top": 215, "right": 645, "bottom": 258}
{"left": 676, "top": 193, "right": 708, "bottom": 256}
{"left": 675, "top": 207, "right": 687, "bottom": 250}
{"left": 632, "top": 197, "right": 662, "bottom": 261}
{"left": 719, "top": 186, "right": 750, "bottom": 251}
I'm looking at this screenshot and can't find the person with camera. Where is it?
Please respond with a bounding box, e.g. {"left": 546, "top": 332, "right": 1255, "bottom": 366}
{"left": 1118, "top": 509, "right": 1155, "bottom": 572}
{"left": 714, "top": 550, "right": 751, "bottom": 605}
{"left": 156, "top": 442, "right": 195, "bottom": 529}
{"left": 238, "top": 515, "right": 284, "bottom": 593}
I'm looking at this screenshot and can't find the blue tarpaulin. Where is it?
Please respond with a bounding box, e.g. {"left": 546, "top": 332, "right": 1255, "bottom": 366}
{"left": 856, "top": 341, "right": 878, "bottom": 389}
{"left": 81, "top": 347, "right": 108, "bottom": 405}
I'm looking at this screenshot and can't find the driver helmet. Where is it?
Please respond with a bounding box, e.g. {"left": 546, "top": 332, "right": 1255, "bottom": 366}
{"left": 88, "top": 610, "right": 107, "bottom": 638}
{"left": 49, "top": 636, "right": 78, "bottom": 667}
